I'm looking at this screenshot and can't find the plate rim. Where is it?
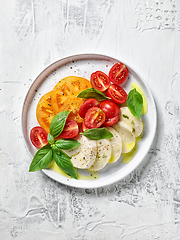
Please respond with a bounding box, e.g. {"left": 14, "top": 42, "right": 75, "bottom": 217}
{"left": 21, "top": 53, "right": 157, "bottom": 189}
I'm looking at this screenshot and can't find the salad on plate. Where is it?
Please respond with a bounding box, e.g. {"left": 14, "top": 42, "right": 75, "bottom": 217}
{"left": 28, "top": 62, "right": 146, "bottom": 180}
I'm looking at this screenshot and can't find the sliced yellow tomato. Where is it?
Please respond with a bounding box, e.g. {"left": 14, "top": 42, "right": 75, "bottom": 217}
{"left": 51, "top": 91, "right": 84, "bottom": 124}
{"left": 36, "top": 76, "right": 92, "bottom": 132}
{"left": 51, "top": 76, "right": 91, "bottom": 124}
{"left": 36, "top": 91, "right": 54, "bottom": 133}
{"left": 53, "top": 76, "right": 91, "bottom": 96}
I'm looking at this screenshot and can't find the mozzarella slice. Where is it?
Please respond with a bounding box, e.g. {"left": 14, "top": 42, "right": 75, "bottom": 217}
{"left": 88, "top": 139, "right": 112, "bottom": 171}
{"left": 119, "top": 106, "right": 143, "bottom": 137}
{"left": 112, "top": 121, "right": 135, "bottom": 153}
{"left": 63, "top": 147, "right": 80, "bottom": 157}
{"left": 63, "top": 136, "right": 81, "bottom": 157}
{"left": 106, "top": 127, "right": 122, "bottom": 163}
{"left": 69, "top": 135, "right": 97, "bottom": 169}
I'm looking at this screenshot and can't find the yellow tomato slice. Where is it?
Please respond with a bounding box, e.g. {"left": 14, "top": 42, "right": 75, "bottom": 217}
{"left": 36, "top": 91, "right": 54, "bottom": 133}
{"left": 36, "top": 76, "right": 92, "bottom": 132}
{"left": 51, "top": 76, "right": 91, "bottom": 124}
{"left": 51, "top": 91, "right": 84, "bottom": 124}
{"left": 53, "top": 76, "right": 91, "bottom": 96}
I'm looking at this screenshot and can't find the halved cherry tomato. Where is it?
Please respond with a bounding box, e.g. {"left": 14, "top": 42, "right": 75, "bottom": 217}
{"left": 90, "top": 71, "right": 110, "bottom": 92}
{"left": 84, "top": 107, "right": 105, "bottom": 128}
{"left": 59, "top": 119, "right": 79, "bottom": 139}
{"left": 107, "top": 84, "right": 127, "bottom": 104}
{"left": 30, "top": 126, "right": 48, "bottom": 148}
{"left": 79, "top": 99, "right": 99, "bottom": 118}
{"left": 109, "top": 62, "right": 129, "bottom": 85}
{"left": 103, "top": 115, "right": 119, "bottom": 127}
{"left": 100, "top": 100, "right": 120, "bottom": 119}
{"left": 81, "top": 121, "right": 90, "bottom": 132}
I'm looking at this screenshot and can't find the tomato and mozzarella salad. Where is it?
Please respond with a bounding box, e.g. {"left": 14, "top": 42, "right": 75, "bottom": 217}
{"left": 29, "top": 62, "right": 145, "bottom": 177}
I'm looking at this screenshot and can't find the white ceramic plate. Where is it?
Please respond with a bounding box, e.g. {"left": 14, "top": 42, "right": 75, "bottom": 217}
{"left": 22, "top": 54, "right": 157, "bottom": 189}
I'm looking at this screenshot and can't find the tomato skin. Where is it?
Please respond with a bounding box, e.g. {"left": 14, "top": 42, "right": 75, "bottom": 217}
{"left": 84, "top": 107, "right": 105, "bottom": 128}
{"left": 107, "top": 84, "right": 127, "bottom": 104}
{"left": 79, "top": 99, "right": 99, "bottom": 118}
{"left": 81, "top": 121, "right": 90, "bottom": 132}
{"left": 109, "top": 62, "right": 129, "bottom": 85}
{"left": 30, "top": 126, "right": 48, "bottom": 148}
{"left": 90, "top": 71, "right": 110, "bottom": 92}
{"left": 59, "top": 119, "right": 79, "bottom": 139}
{"left": 100, "top": 100, "right": 120, "bottom": 119}
{"left": 103, "top": 115, "right": 119, "bottom": 127}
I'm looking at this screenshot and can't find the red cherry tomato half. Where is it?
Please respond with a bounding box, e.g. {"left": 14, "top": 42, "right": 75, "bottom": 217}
{"left": 81, "top": 121, "right": 90, "bottom": 132}
{"left": 107, "top": 84, "right": 127, "bottom": 104}
{"left": 84, "top": 107, "right": 105, "bottom": 128}
{"left": 103, "top": 115, "right": 119, "bottom": 127}
{"left": 59, "top": 119, "right": 79, "bottom": 139}
{"left": 30, "top": 126, "right": 48, "bottom": 148}
{"left": 90, "top": 71, "right": 110, "bottom": 92}
{"left": 79, "top": 98, "right": 99, "bottom": 118}
{"left": 109, "top": 62, "right": 129, "bottom": 85}
{"left": 100, "top": 100, "right": 120, "bottom": 119}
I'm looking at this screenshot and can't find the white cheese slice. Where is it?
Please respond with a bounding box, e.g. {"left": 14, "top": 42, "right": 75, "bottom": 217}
{"left": 63, "top": 135, "right": 82, "bottom": 157}
{"left": 69, "top": 135, "right": 97, "bottom": 169}
{"left": 106, "top": 127, "right": 122, "bottom": 163}
{"left": 88, "top": 139, "right": 112, "bottom": 171}
{"left": 64, "top": 146, "right": 81, "bottom": 157}
{"left": 112, "top": 121, "right": 135, "bottom": 153}
{"left": 119, "top": 106, "right": 143, "bottom": 137}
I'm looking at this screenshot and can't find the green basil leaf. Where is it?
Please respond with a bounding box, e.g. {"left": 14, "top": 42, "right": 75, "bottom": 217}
{"left": 50, "top": 111, "right": 70, "bottom": 138}
{"left": 55, "top": 139, "right": 81, "bottom": 150}
{"left": 80, "top": 128, "right": 113, "bottom": 140}
{"left": 53, "top": 148, "right": 77, "bottom": 179}
{"left": 48, "top": 134, "right": 55, "bottom": 145}
{"left": 127, "top": 88, "right": 143, "bottom": 119}
{"left": 77, "top": 87, "right": 110, "bottom": 101}
{"left": 29, "top": 145, "right": 53, "bottom": 172}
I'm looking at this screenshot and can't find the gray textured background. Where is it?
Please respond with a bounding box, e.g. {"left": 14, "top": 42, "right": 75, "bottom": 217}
{"left": 1, "top": 0, "right": 180, "bottom": 239}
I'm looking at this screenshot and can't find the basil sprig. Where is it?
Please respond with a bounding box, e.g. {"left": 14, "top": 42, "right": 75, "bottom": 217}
{"left": 29, "top": 111, "right": 80, "bottom": 179}
{"left": 127, "top": 88, "right": 143, "bottom": 119}
{"left": 77, "top": 87, "right": 110, "bottom": 101}
{"left": 53, "top": 148, "right": 77, "bottom": 179}
{"left": 47, "top": 134, "right": 55, "bottom": 145}
{"left": 29, "top": 145, "right": 53, "bottom": 172}
{"left": 50, "top": 111, "right": 70, "bottom": 137}
{"left": 55, "top": 139, "right": 80, "bottom": 150}
{"left": 81, "top": 128, "right": 113, "bottom": 140}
